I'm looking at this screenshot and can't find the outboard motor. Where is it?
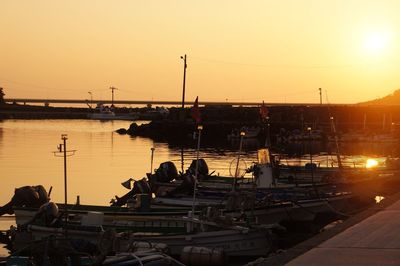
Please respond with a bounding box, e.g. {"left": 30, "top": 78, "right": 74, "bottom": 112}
{"left": 111, "top": 178, "right": 151, "bottom": 207}
{"left": 0, "top": 185, "right": 50, "bottom": 216}
{"left": 166, "top": 174, "right": 195, "bottom": 196}
{"left": 34, "top": 185, "right": 50, "bottom": 206}
{"left": 25, "top": 202, "right": 59, "bottom": 226}
{"left": 154, "top": 161, "right": 178, "bottom": 183}
{"left": 133, "top": 179, "right": 151, "bottom": 195}
{"left": 187, "top": 159, "right": 209, "bottom": 178}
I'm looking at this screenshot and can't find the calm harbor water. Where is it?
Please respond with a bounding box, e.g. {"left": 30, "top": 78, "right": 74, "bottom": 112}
{"left": 1, "top": 119, "right": 397, "bottom": 206}
{"left": 0, "top": 119, "right": 258, "bottom": 207}
{"left": 0, "top": 119, "right": 398, "bottom": 256}
{"left": 0, "top": 119, "right": 259, "bottom": 256}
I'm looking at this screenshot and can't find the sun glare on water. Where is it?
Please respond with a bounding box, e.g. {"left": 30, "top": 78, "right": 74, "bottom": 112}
{"left": 366, "top": 159, "right": 379, "bottom": 168}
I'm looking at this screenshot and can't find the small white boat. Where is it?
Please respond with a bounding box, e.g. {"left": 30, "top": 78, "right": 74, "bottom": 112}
{"left": 88, "top": 111, "right": 116, "bottom": 120}
{"left": 88, "top": 104, "right": 138, "bottom": 121}
{"left": 88, "top": 104, "right": 116, "bottom": 120}
{"left": 227, "top": 126, "right": 261, "bottom": 140}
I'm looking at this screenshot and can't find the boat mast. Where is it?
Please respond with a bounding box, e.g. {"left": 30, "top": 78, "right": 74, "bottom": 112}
{"left": 330, "top": 117, "right": 342, "bottom": 168}
{"left": 150, "top": 147, "right": 155, "bottom": 174}
{"left": 325, "top": 90, "right": 342, "bottom": 169}
{"left": 191, "top": 125, "right": 202, "bottom": 215}
{"left": 233, "top": 131, "right": 245, "bottom": 192}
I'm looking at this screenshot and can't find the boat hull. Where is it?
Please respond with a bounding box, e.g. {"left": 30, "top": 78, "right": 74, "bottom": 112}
{"left": 13, "top": 225, "right": 272, "bottom": 257}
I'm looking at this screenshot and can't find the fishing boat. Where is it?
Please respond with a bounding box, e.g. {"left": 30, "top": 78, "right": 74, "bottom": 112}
{"left": 227, "top": 126, "right": 261, "bottom": 140}
{"left": 87, "top": 104, "right": 139, "bottom": 121}
{"left": 5, "top": 231, "right": 183, "bottom": 266}
{"left": 275, "top": 154, "right": 400, "bottom": 186}
{"left": 87, "top": 105, "right": 116, "bottom": 120}
{"left": 328, "top": 131, "right": 399, "bottom": 143}
{"left": 10, "top": 211, "right": 276, "bottom": 258}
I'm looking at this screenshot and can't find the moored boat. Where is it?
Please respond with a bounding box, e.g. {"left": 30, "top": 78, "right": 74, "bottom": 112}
{"left": 10, "top": 213, "right": 276, "bottom": 258}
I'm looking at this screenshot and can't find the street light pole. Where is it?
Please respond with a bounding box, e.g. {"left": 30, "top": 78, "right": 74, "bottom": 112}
{"left": 180, "top": 55, "right": 187, "bottom": 109}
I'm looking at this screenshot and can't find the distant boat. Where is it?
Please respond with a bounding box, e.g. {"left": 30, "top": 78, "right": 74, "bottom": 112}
{"left": 227, "top": 126, "right": 261, "bottom": 140}
{"left": 88, "top": 104, "right": 138, "bottom": 121}
{"left": 277, "top": 129, "right": 325, "bottom": 143}
{"left": 328, "top": 132, "right": 399, "bottom": 143}
{"left": 88, "top": 110, "right": 116, "bottom": 120}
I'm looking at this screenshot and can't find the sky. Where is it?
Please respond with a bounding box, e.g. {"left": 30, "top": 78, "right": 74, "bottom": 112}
{"left": 1, "top": 0, "right": 400, "bottom": 104}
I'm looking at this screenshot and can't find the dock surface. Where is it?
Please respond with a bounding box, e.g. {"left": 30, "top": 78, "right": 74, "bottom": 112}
{"left": 287, "top": 198, "right": 400, "bottom": 265}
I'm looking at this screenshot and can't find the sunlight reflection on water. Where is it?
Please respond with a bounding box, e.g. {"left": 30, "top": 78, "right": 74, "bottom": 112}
{"left": 375, "top": 195, "right": 385, "bottom": 203}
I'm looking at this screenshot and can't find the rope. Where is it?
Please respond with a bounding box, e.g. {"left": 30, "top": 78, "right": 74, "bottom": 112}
{"left": 130, "top": 253, "right": 144, "bottom": 266}
{"left": 290, "top": 200, "right": 318, "bottom": 215}
{"left": 323, "top": 201, "right": 350, "bottom": 217}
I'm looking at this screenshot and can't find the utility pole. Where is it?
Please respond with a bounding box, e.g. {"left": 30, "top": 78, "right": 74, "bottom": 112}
{"left": 53, "top": 134, "right": 76, "bottom": 237}
{"left": 180, "top": 54, "right": 187, "bottom": 109}
{"left": 110, "top": 86, "right": 118, "bottom": 108}
{"left": 319, "top": 88, "right": 322, "bottom": 104}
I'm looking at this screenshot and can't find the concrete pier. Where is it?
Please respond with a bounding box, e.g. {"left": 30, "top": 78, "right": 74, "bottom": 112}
{"left": 250, "top": 192, "right": 400, "bottom": 266}
{"left": 287, "top": 196, "right": 400, "bottom": 265}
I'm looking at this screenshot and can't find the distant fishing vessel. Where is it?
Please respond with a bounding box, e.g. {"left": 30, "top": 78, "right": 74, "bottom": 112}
{"left": 87, "top": 104, "right": 138, "bottom": 121}
{"left": 227, "top": 126, "right": 261, "bottom": 140}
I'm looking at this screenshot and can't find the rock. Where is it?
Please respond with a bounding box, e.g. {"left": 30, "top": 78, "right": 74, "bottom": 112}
{"left": 127, "top": 123, "right": 138, "bottom": 135}
{"left": 116, "top": 128, "right": 127, "bottom": 134}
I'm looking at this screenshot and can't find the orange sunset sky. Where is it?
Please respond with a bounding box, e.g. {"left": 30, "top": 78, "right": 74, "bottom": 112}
{"left": 1, "top": 1, "right": 399, "bottom": 104}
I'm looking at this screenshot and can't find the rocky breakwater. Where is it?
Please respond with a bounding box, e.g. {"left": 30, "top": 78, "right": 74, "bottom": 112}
{"left": 116, "top": 106, "right": 267, "bottom": 141}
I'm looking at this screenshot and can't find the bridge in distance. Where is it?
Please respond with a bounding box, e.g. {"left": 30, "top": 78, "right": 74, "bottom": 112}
{"left": 5, "top": 98, "right": 355, "bottom": 107}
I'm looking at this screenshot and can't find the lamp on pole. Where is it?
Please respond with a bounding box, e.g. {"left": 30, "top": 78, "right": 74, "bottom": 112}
{"left": 180, "top": 55, "right": 187, "bottom": 109}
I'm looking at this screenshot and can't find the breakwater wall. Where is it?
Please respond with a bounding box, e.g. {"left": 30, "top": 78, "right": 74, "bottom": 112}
{"left": 2, "top": 103, "right": 400, "bottom": 134}
{"left": 125, "top": 105, "right": 400, "bottom": 141}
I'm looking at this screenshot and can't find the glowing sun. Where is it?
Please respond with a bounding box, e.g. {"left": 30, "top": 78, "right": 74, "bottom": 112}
{"left": 363, "top": 31, "right": 391, "bottom": 55}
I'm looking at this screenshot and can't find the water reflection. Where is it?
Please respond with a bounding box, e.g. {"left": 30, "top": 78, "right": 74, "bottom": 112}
{"left": 1, "top": 120, "right": 398, "bottom": 207}
{"left": 375, "top": 196, "right": 385, "bottom": 203}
